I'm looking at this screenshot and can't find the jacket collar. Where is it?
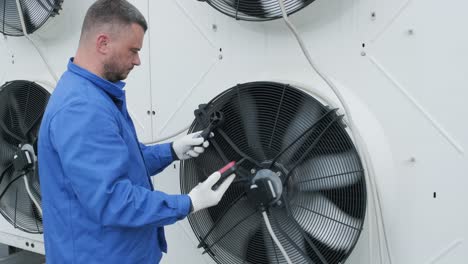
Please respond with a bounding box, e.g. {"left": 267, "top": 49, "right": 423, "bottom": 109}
{"left": 67, "top": 57, "right": 126, "bottom": 101}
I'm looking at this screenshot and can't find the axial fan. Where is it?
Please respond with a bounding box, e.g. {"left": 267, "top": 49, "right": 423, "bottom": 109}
{"left": 0, "top": 80, "right": 50, "bottom": 233}
{"left": 0, "top": 0, "right": 63, "bottom": 36}
{"left": 200, "top": 0, "right": 315, "bottom": 21}
{"left": 181, "top": 82, "right": 366, "bottom": 263}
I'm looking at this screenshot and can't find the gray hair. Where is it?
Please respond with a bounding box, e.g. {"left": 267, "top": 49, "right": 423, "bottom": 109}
{"left": 81, "top": 0, "right": 148, "bottom": 39}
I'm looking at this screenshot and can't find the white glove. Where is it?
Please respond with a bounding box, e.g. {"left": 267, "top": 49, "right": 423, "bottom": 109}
{"left": 188, "top": 172, "right": 236, "bottom": 213}
{"left": 172, "top": 131, "right": 210, "bottom": 160}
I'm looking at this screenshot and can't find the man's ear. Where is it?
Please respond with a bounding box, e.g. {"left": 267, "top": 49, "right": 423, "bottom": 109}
{"left": 96, "top": 34, "right": 110, "bottom": 54}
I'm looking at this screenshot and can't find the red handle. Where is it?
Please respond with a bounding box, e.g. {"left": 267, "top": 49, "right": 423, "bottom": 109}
{"left": 219, "top": 161, "right": 236, "bottom": 174}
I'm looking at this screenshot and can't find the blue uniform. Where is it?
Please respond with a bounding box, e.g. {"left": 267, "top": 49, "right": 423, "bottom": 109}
{"left": 38, "top": 58, "right": 191, "bottom": 263}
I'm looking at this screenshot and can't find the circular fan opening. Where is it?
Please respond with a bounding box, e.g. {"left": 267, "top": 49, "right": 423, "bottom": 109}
{"left": 202, "top": 0, "right": 316, "bottom": 21}
{"left": 0, "top": 0, "right": 63, "bottom": 36}
{"left": 181, "top": 81, "right": 366, "bottom": 263}
{"left": 0, "top": 80, "right": 50, "bottom": 233}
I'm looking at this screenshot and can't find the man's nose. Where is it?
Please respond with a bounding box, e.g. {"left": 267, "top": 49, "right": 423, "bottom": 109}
{"left": 133, "top": 54, "right": 141, "bottom": 66}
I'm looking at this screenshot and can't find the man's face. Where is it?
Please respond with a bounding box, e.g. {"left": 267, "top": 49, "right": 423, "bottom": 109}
{"left": 103, "top": 23, "right": 144, "bottom": 82}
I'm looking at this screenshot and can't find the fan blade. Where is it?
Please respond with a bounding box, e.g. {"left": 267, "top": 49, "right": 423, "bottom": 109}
{"left": 0, "top": 136, "right": 17, "bottom": 166}
{"left": 205, "top": 197, "right": 261, "bottom": 261}
{"left": 0, "top": 171, "right": 42, "bottom": 233}
{"left": 292, "top": 151, "right": 363, "bottom": 192}
{"left": 24, "top": 169, "right": 41, "bottom": 206}
{"left": 16, "top": 0, "right": 37, "bottom": 34}
{"left": 260, "top": 0, "right": 305, "bottom": 18}
{"left": 236, "top": 91, "right": 267, "bottom": 161}
{"left": 3, "top": 91, "right": 27, "bottom": 141}
{"left": 291, "top": 193, "right": 361, "bottom": 251}
{"left": 262, "top": 209, "right": 314, "bottom": 263}
{"left": 278, "top": 101, "right": 324, "bottom": 166}
{"left": 221, "top": 0, "right": 267, "bottom": 19}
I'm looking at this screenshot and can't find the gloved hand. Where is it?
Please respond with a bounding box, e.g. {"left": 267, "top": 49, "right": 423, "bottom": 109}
{"left": 172, "top": 131, "right": 211, "bottom": 160}
{"left": 188, "top": 171, "right": 236, "bottom": 213}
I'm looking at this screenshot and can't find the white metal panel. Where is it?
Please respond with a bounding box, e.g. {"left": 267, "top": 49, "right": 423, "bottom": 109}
{"left": 148, "top": 0, "right": 270, "bottom": 142}
{"left": 149, "top": 0, "right": 468, "bottom": 262}
{"left": 0, "top": 216, "right": 43, "bottom": 254}
{"left": 125, "top": 0, "right": 154, "bottom": 143}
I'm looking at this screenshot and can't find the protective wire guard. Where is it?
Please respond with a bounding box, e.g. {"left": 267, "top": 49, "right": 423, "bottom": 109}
{"left": 0, "top": 0, "right": 63, "bottom": 36}
{"left": 0, "top": 80, "right": 49, "bottom": 233}
{"left": 181, "top": 82, "right": 366, "bottom": 263}
{"left": 202, "top": 0, "right": 315, "bottom": 21}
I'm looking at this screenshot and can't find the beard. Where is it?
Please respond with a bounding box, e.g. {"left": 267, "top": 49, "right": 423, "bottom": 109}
{"left": 103, "top": 56, "right": 131, "bottom": 82}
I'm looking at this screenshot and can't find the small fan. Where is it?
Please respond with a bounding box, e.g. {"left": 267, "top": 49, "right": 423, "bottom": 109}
{"left": 199, "top": 0, "right": 315, "bottom": 21}
{"left": 0, "top": 0, "right": 63, "bottom": 36}
{"left": 0, "top": 80, "right": 50, "bottom": 233}
{"left": 181, "top": 82, "right": 366, "bottom": 263}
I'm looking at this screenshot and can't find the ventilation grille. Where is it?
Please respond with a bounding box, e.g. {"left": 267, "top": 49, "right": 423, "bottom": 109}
{"left": 0, "top": 80, "right": 49, "bottom": 233}
{"left": 202, "top": 0, "right": 315, "bottom": 21}
{"left": 0, "top": 0, "right": 63, "bottom": 36}
{"left": 181, "top": 82, "right": 367, "bottom": 263}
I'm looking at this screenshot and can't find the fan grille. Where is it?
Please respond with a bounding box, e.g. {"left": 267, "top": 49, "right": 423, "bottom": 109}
{"left": 0, "top": 80, "right": 49, "bottom": 233}
{"left": 203, "top": 0, "right": 316, "bottom": 21}
{"left": 181, "top": 82, "right": 366, "bottom": 263}
{"left": 0, "top": 0, "right": 63, "bottom": 36}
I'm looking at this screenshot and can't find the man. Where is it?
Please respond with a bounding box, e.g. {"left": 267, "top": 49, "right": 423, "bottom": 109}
{"left": 38, "top": 0, "right": 235, "bottom": 263}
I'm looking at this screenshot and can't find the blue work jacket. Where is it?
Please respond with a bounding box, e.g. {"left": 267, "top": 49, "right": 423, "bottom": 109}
{"left": 38, "top": 58, "right": 191, "bottom": 263}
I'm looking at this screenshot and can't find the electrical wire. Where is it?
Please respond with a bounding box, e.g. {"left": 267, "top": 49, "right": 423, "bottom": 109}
{"left": 275, "top": 0, "right": 393, "bottom": 263}
{"left": 151, "top": 124, "right": 191, "bottom": 144}
{"left": 23, "top": 175, "right": 42, "bottom": 217}
{"left": 15, "top": 0, "right": 59, "bottom": 83}
{"left": 262, "top": 211, "right": 293, "bottom": 264}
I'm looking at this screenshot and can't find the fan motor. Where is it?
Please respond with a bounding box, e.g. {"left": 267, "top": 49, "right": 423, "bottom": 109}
{"left": 12, "top": 149, "right": 34, "bottom": 172}
{"left": 247, "top": 169, "right": 283, "bottom": 208}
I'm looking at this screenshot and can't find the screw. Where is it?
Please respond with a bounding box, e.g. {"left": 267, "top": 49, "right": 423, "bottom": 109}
{"left": 371, "top": 12, "right": 376, "bottom": 20}
{"left": 408, "top": 29, "right": 414, "bottom": 35}
{"left": 361, "top": 51, "right": 366, "bottom": 56}
{"left": 218, "top": 54, "right": 223, "bottom": 60}
{"left": 276, "top": 171, "right": 282, "bottom": 177}
{"left": 212, "top": 24, "right": 217, "bottom": 32}
{"left": 250, "top": 169, "right": 256, "bottom": 174}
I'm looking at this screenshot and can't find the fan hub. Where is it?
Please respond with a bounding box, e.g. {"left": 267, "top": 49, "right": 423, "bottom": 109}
{"left": 247, "top": 169, "right": 283, "bottom": 208}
